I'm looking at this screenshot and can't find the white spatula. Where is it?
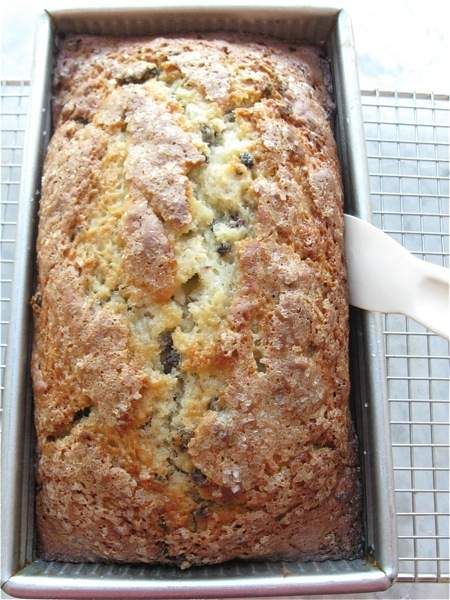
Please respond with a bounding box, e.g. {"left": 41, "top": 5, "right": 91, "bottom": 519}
{"left": 344, "top": 214, "right": 449, "bottom": 339}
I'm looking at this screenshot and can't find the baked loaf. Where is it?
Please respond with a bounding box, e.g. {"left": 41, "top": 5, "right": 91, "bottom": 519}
{"left": 32, "top": 33, "right": 362, "bottom": 566}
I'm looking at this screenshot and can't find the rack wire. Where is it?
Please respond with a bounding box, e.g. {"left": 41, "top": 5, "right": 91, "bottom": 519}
{"left": 1, "top": 81, "right": 29, "bottom": 409}
{"left": 361, "top": 90, "right": 449, "bottom": 583}
{"left": 1, "top": 84, "right": 449, "bottom": 585}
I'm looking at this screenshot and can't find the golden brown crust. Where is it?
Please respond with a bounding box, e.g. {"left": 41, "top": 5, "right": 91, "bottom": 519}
{"left": 33, "top": 33, "right": 361, "bottom": 566}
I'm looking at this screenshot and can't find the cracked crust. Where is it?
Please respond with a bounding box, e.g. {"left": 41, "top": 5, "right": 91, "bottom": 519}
{"left": 33, "top": 33, "right": 362, "bottom": 567}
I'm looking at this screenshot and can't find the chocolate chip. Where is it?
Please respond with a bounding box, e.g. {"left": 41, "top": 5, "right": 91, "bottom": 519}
{"left": 239, "top": 152, "right": 254, "bottom": 168}
{"left": 224, "top": 111, "right": 236, "bottom": 123}
{"left": 200, "top": 124, "right": 216, "bottom": 145}
{"left": 217, "top": 242, "right": 231, "bottom": 256}
{"left": 139, "top": 415, "right": 152, "bottom": 430}
{"left": 117, "top": 64, "right": 160, "bottom": 85}
{"left": 159, "top": 332, "right": 180, "bottom": 374}
{"left": 177, "top": 428, "right": 193, "bottom": 450}
{"left": 208, "top": 396, "right": 221, "bottom": 411}
{"left": 193, "top": 504, "right": 209, "bottom": 519}
{"left": 229, "top": 213, "right": 245, "bottom": 228}
{"left": 263, "top": 84, "right": 273, "bottom": 98}
{"left": 73, "top": 406, "right": 91, "bottom": 422}
{"left": 157, "top": 515, "right": 169, "bottom": 532}
{"left": 191, "top": 468, "right": 207, "bottom": 486}
{"left": 73, "top": 116, "right": 89, "bottom": 125}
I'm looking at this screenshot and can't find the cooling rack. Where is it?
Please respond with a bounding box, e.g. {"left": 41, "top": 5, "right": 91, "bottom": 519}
{"left": 1, "top": 83, "right": 449, "bottom": 592}
{"left": 361, "top": 90, "right": 449, "bottom": 584}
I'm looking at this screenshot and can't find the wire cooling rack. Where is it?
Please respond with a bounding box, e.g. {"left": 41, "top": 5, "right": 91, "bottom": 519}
{"left": 0, "top": 82, "right": 29, "bottom": 405}
{"left": 361, "top": 91, "right": 449, "bottom": 583}
{"left": 0, "top": 84, "right": 449, "bottom": 587}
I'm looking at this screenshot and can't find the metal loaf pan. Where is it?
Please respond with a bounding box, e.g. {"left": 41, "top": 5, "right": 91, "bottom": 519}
{"left": 1, "top": 2, "right": 397, "bottom": 597}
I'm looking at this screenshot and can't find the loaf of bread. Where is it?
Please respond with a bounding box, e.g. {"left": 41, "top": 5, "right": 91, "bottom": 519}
{"left": 32, "top": 34, "right": 362, "bottom": 566}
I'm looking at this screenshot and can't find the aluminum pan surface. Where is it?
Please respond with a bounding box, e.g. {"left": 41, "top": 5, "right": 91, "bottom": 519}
{"left": 1, "top": 3, "right": 396, "bottom": 597}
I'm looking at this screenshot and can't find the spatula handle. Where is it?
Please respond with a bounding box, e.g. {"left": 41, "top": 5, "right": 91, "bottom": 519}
{"left": 344, "top": 214, "right": 449, "bottom": 339}
{"left": 408, "top": 258, "right": 449, "bottom": 339}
